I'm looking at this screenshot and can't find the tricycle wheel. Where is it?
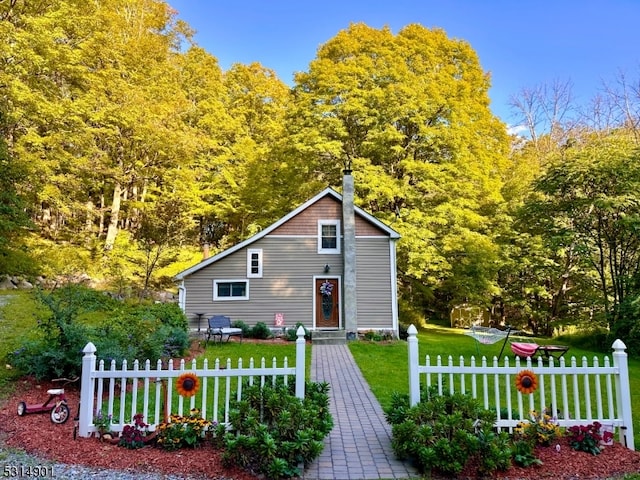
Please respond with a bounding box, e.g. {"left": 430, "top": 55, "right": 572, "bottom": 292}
{"left": 17, "top": 401, "right": 26, "bottom": 416}
{"left": 50, "top": 403, "right": 70, "bottom": 424}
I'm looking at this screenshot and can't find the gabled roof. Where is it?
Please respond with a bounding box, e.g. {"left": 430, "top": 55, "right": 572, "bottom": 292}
{"left": 175, "top": 187, "right": 401, "bottom": 280}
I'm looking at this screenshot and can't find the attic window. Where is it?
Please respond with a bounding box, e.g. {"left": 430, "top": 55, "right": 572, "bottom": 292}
{"left": 318, "top": 220, "right": 341, "bottom": 254}
{"left": 214, "top": 280, "right": 249, "bottom": 301}
{"left": 247, "top": 249, "right": 262, "bottom": 278}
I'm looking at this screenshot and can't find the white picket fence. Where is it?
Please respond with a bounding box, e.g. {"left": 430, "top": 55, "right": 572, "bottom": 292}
{"left": 406, "top": 325, "right": 635, "bottom": 450}
{"left": 77, "top": 327, "right": 308, "bottom": 438}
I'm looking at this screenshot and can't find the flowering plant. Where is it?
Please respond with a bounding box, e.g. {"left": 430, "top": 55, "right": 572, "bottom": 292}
{"left": 118, "top": 413, "right": 149, "bottom": 449}
{"left": 514, "top": 410, "right": 561, "bottom": 446}
{"left": 93, "top": 410, "right": 113, "bottom": 435}
{"left": 320, "top": 280, "right": 333, "bottom": 296}
{"left": 567, "top": 422, "right": 613, "bottom": 455}
{"left": 157, "top": 408, "right": 213, "bottom": 451}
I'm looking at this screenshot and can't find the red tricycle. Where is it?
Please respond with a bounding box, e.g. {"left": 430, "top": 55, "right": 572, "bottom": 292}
{"left": 17, "top": 377, "right": 78, "bottom": 424}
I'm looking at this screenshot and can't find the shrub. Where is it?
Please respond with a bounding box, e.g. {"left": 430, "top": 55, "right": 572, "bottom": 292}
{"left": 144, "top": 302, "right": 189, "bottom": 330}
{"left": 385, "top": 390, "right": 511, "bottom": 477}
{"left": 511, "top": 439, "right": 542, "bottom": 467}
{"left": 285, "top": 322, "right": 310, "bottom": 341}
{"left": 9, "top": 286, "right": 97, "bottom": 379}
{"left": 232, "top": 320, "right": 252, "bottom": 337}
{"left": 9, "top": 286, "right": 189, "bottom": 378}
{"left": 398, "top": 322, "right": 410, "bottom": 340}
{"left": 149, "top": 324, "right": 190, "bottom": 359}
{"left": 363, "top": 330, "right": 383, "bottom": 341}
{"left": 610, "top": 305, "right": 640, "bottom": 356}
{"left": 222, "top": 380, "right": 333, "bottom": 479}
{"left": 250, "top": 321, "right": 272, "bottom": 340}
{"left": 94, "top": 302, "right": 189, "bottom": 364}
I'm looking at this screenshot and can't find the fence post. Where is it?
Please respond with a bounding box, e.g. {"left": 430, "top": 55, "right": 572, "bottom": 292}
{"left": 612, "top": 339, "right": 635, "bottom": 450}
{"left": 78, "top": 342, "right": 97, "bottom": 438}
{"left": 295, "top": 326, "right": 306, "bottom": 399}
{"left": 407, "top": 324, "right": 420, "bottom": 406}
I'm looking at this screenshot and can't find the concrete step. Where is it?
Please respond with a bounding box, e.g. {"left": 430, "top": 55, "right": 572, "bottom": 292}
{"left": 312, "top": 329, "right": 347, "bottom": 345}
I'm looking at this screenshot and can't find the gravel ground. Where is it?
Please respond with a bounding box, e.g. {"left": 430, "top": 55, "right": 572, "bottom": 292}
{"left": 0, "top": 446, "right": 210, "bottom": 480}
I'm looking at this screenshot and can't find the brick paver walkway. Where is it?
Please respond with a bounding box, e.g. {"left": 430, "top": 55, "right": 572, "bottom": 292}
{"left": 304, "top": 344, "right": 418, "bottom": 480}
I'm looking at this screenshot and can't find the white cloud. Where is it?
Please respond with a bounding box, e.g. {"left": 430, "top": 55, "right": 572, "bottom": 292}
{"left": 506, "top": 124, "right": 528, "bottom": 136}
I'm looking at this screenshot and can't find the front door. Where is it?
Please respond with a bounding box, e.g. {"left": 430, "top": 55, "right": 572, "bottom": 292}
{"left": 315, "top": 278, "right": 340, "bottom": 329}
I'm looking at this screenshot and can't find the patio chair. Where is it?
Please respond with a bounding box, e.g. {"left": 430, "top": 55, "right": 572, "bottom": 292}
{"left": 206, "top": 315, "right": 243, "bottom": 345}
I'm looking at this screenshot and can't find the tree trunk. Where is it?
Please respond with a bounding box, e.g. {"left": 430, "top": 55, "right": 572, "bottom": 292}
{"left": 98, "top": 193, "right": 105, "bottom": 237}
{"left": 104, "top": 182, "right": 122, "bottom": 250}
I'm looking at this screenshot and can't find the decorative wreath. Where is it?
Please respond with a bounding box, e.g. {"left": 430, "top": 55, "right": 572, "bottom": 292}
{"left": 320, "top": 280, "right": 333, "bottom": 296}
{"left": 176, "top": 372, "right": 200, "bottom": 398}
{"left": 515, "top": 369, "right": 538, "bottom": 395}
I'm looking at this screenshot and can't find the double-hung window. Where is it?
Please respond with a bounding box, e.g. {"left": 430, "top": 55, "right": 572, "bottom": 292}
{"left": 318, "top": 220, "right": 341, "bottom": 254}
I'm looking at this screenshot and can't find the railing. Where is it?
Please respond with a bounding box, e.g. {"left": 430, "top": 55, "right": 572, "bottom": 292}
{"left": 406, "top": 324, "right": 635, "bottom": 450}
{"left": 77, "top": 326, "right": 307, "bottom": 438}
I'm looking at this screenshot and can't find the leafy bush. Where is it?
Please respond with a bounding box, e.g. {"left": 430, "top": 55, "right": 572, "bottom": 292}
{"left": 9, "top": 286, "right": 98, "bottom": 379}
{"left": 8, "top": 285, "right": 189, "bottom": 378}
{"left": 398, "top": 322, "right": 410, "bottom": 340}
{"left": 250, "top": 321, "right": 272, "bottom": 340}
{"left": 285, "top": 322, "right": 310, "bottom": 341}
{"left": 385, "top": 390, "right": 511, "bottom": 477}
{"left": 556, "top": 327, "right": 612, "bottom": 354}
{"left": 231, "top": 320, "right": 252, "bottom": 337}
{"left": 611, "top": 298, "right": 640, "bottom": 356}
{"left": 143, "top": 302, "right": 189, "bottom": 330}
{"left": 363, "top": 330, "right": 383, "bottom": 341}
{"left": 511, "top": 439, "right": 542, "bottom": 467}
{"left": 476, "top": 428, "right": 513, "bottom": 475}
{"left": 222, "top": 380, "right": 333, "bottom": 479}
{"left": 150, "top": 324, "right": 190, "bottom": 359}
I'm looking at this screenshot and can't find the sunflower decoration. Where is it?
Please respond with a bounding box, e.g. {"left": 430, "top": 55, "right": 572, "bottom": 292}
{"left": 176, "top": 372, "right": 200, "bottom": 398}
{"left": 515, "top": 369, "right": 538, "bottom": 395}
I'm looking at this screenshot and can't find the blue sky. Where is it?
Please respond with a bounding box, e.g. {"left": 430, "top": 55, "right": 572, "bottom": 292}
{"left": 168, "top": 1, "right": 639, "bottom": 125}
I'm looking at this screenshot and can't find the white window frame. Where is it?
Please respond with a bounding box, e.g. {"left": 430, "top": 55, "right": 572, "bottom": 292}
{"left": 247, "top": 248, "right": 263, "bottom": 278}
{"left": 213, "top": 279, "right": 249, "bottom": 301}
{"left": 318, "top": 219, "right": 341, "bottom": 254}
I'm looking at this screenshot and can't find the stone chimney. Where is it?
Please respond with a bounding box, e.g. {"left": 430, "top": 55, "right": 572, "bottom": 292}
{"left": 202, "top": 243, "right": 210, "bottom": 260}
{"left": 342, "top": 169, "right": 357, "bottom": 337}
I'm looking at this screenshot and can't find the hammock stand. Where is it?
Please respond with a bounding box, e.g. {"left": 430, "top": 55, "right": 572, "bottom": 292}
{"left": 464, "top": 325, "right": 514, "bottom": 362}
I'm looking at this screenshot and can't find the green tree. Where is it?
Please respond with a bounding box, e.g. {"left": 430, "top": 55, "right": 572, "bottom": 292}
{"left": 523, "top": 133, "right": 640, "bottom": 328}
{"left": 291, "top": 23, "right": 510, "bottom": 318}
{"left": 133, "top": 197, "right": 195, "bottom": 297}
{"left": 0, "top": 135, "right": 31, "bottom": 273}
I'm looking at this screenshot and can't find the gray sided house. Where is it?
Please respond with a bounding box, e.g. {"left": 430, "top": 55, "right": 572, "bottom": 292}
{"left": 175, "top": 173, "right": 401, "bottom": 337}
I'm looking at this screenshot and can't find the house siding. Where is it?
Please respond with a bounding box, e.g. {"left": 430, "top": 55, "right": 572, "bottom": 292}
{"left": 355, "top": 238, "right": 393, "bottom": 330}
{"left": 271, "top": 195, "right": 388, "bottom": 237}
{"left": 183, "top": 236, "right": 344, "bottom": 330}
